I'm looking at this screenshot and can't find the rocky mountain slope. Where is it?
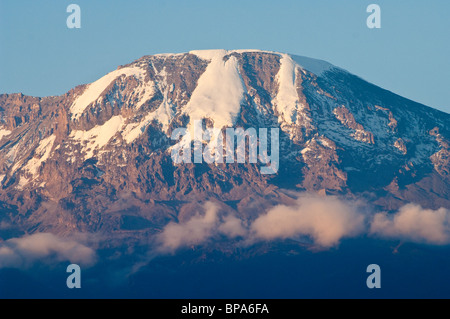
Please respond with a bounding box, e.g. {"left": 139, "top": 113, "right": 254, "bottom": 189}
{"left": 0, "top": 49, "right": 449, "bottom": 237}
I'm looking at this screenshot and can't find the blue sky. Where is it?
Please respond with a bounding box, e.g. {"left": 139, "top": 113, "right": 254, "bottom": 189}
{"left": 0, "top": 0, "right": 449, "bottom": 113}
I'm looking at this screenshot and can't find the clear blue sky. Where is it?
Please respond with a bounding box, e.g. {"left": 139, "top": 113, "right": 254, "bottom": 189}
{"left": 0, "top": 0, "right": 449, "bottom": 113}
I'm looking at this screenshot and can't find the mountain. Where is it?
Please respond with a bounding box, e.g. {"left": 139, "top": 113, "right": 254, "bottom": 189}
{"left": 1, "top": 49, "right": 449, "bottom": 239}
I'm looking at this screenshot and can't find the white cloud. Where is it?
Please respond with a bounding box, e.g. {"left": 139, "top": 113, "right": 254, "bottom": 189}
{"left": 370, "top": 204, "right": 450, "bottom": 245}
{"left": 0, "top": 233, "right": 97, "bottom": 268}
{"left": 218, "top": 214, "right": 247, "bottom": 238}
{"left": 250, "top": 194, "right": 366, "bottom": 247}
{"left": 157, "top": 201, "right": 219, "bottom": 252}
{"left": 157, "top": 201, "right": 247, "bottom": 252}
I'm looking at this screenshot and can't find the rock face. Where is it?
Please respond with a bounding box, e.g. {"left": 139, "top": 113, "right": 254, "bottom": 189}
{"left": 0, "top": 49, "right": 449, "bottom": 236}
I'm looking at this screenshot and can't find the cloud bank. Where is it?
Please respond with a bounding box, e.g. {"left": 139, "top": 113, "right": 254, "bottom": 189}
{"left": 370, "top": 204, "right": 450, "bottom": 245}
{"left": 157, "top": 201, "right": 247, "bottom": 252}
{"left": 157, "top": 194, "right": 450, "bottom": 252}
{"left": 0, "top": 233, "right": 97, "bottom": 269}
{"left": 157, "top": 194, "right": 367, "bottom": 251}
{"left": 250, "top": 194, "right": 366, "bottom": 247}
{"left": 157, "top": 201, "right": 219, "bottom": 252}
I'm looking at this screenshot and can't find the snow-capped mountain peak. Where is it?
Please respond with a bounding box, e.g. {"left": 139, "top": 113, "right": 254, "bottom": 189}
{"left": 0, "top": 49, "right": 449, "bottom": 234}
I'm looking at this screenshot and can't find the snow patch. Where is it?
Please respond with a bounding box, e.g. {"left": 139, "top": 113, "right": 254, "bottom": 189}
{"left": 122, "top": 111, "right": 163, "bottom": 144}
{"left": 183, "top": 50, "right": 245, "bottom": 131}
{"left": 301, "top": 147, "right": 311, "bottom": 154}
{"left": 0, "top": 129, "right": 11, "bottom": 140}
{"left": 16, "top": 176, "right": 29, "bottom": 190}
{"left": 122, "top": 64, "right": 177, "bottom": 143}
{"left": 22, "top": 135, "right": 56, "bottom": 178}
{"left": 71, "top": 115, "right": 124, "bottom": 159}
{"left": 134, "top": 85, "right": 157, "bottom": 110}
{"left": 189, "top": 49, "right": 228, "bottom": 61}
{"left": 70, "top": 66, "right": 145, "bottom": 119}
{"left": 318, "top": 138, "right": 334, "bottom": 149}
{"left": 122, "top": 102, "right": 173, "bottom": 143}
{"left": 273, "top": 54, "right": 300, "bottom": 125}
